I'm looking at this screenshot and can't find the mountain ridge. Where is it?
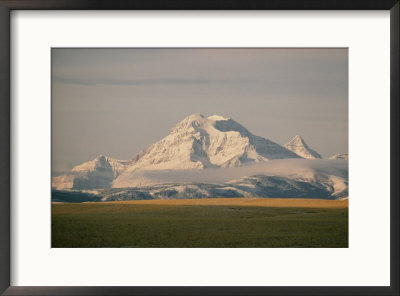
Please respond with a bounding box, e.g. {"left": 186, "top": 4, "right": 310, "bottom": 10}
{"left": 51, "top": 114, "right": 339, "bottom": 194}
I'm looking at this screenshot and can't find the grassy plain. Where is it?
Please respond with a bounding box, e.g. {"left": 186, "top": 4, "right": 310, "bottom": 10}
{"left": 52, "top": 198, "right": 348, "bottom": 248}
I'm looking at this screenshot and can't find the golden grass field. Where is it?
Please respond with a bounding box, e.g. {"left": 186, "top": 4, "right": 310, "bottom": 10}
{"left": 52, "top": 197, "right": 348, "bottom": 248}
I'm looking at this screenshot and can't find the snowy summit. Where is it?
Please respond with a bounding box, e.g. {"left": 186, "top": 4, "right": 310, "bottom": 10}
{"left": 112, "top": 114, "right": 301, "bottom": 187}
{"left": 284, "top": 135, "right": 322, "bottom": 159}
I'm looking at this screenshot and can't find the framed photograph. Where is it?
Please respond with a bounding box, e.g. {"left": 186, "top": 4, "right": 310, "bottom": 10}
{"left": 0, "top": 1, "right": 398, "bottom": 295}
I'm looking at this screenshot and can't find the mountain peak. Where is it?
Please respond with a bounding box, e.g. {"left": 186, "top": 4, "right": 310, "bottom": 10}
{"left": 170, "top": 113, "right": 207, "bottom": 133}
{"left": 284, "top": 135, "right": 322, "bottom": 159}
{"left": 112, "top": 114, "right": 302, "bottom": 187}
{"left": 170, "top": 114, "right": 246, "bottom": 136}
{"left": 292, "top": 135, "right": 306, "bottom": 143}
{"left": 72, "top": 155, "right": 111, "bottom": 173}
{"left": 52, "top": 155, "right": 127, "bottom": 190}
{"left": 185, "top": 113, "right": 205, "bottom": 120}
{"left": 208, "top": 115, "right": 230, "bottom": 121}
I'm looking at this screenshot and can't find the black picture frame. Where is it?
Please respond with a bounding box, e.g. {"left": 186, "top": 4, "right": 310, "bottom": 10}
{"left": 0, "top": 1, "right": 398, "bottom": 295}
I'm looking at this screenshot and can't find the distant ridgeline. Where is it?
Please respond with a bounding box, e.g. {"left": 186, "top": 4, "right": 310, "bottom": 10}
{"left": 52, "top": 114, "right": 348, "bottom": 202}
{"left": 52, "top": 190, "right": 102, "bottom": 203}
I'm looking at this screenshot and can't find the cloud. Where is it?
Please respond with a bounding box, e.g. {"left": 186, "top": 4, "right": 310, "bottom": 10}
{"left": 115, "top": 159, "right": 348, "bottom": 187}
{"left": 52, "top": 76, "right": 252, "bottom": 86}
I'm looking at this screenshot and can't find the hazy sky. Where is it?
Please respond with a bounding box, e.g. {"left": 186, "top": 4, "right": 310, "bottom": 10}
{"left": 52, "top": 48, "right": 348, "bottom": 173}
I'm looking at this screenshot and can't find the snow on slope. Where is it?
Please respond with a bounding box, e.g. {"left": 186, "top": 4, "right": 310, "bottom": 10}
{"left": 72, "top": 155, "right": 127, "bottom": 178}
{"left": 105, "top": 159, "right": 348, "bottom": 200}
{"left": 79, "top": 159, "right": 348, "bottom": 201}
{"left": 51, "top": 174, "right": 75, "bottom": 190}
{"left": 329, "top": 153, "right": 349, "bottom": 160}
{"left": 56, "top": 172, "right": 348, "bottom": 201}
{"left": 284, "top": 135, "right": 322, "bottom": 159}
{"left": 52, "top": 155, "right": 127, "bottom": 190}
{"left": 106, "top": 157, "right": 128, "bottom": 177}
{"left": 113, "top": 114, "right": 300, "bottom": 187}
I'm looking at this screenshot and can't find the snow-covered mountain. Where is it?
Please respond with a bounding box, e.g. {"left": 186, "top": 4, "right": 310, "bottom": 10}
{"left": 106, "top": 157, "right": 128, "bottom": 177}
{"left": 53, "top": 159, "right": 348, "bottom": 201}
{"left": 284, "top": 135, "right": 322, "bottom": 159}
{"left": 113, "top": 114, "right": 300, "bottom": 187}
{"left": 52, "top": 155, "right": 126, "bottom": 190}
{"left": 51, "top": 114, "right": 348, "bottom": 200}
{"left": 329, "top": 153, "right": 348, "bottom": 160}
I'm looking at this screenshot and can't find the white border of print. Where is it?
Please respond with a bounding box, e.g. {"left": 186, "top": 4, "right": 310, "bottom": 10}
{"left": 11, "top": 11, "right": 390, "bottom": 286}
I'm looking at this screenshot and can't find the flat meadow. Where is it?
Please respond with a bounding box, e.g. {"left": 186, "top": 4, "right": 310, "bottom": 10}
{"left": 52, "top": 198, "right": 348, "bottom": 248}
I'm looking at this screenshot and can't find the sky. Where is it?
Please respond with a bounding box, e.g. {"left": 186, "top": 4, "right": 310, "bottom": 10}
{"left": 52, "top": 48, "right": 348, "bottom": 174}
